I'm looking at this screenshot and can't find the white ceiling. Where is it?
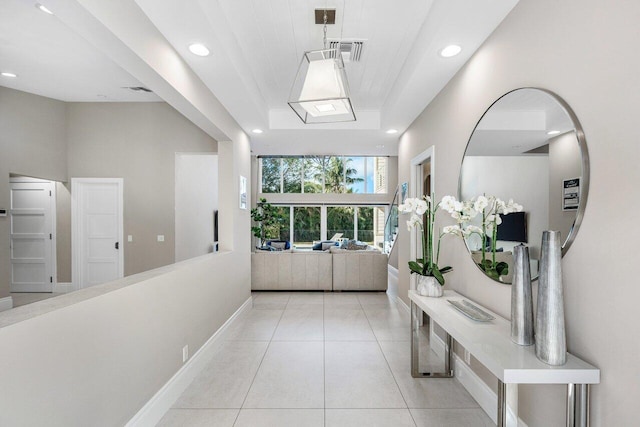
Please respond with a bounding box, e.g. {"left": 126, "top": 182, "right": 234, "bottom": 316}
{"left": 466, "top": 89, "right": 577, "bottom": 156}
{"left": 135, "top": 0, "right": 520, "bottom": 155}
{"left": 0, "top": 0, "right": 160, "bottom": 102}
{"left": 1, "top": 0, "right": 520, "bottom": 154}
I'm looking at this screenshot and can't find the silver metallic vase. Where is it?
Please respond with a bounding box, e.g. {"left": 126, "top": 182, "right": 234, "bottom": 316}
{"left": 535, "top": 231, "right": 567, "bottom": 365}
{"left": 511, "top": 244, "right": 534, "bottom": 346}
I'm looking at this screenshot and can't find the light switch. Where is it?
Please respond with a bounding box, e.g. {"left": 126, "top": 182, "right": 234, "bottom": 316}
{"left": 157, "top": 235, "right": 165, "bottom": 242}
{"left": 127, "top": 235, "right": 133, "bottom": 242}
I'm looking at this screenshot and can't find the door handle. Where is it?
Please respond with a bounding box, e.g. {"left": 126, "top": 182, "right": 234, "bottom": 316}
{"left": 115, "top": 242, "right": 119, "bottom": 250}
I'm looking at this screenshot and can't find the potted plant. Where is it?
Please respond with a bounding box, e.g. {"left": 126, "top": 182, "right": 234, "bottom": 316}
{"left": 399, "top": 195, "right": 453, "bottom": 297}
{"left": 250, "top": 198, "right": 285, "bottom": 248}
{"left": 441, "top": 195, "right": 522, "bottom": 280}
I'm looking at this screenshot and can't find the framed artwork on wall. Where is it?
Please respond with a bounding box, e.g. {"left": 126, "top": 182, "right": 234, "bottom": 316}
{"left": 562, "top": 178, "right": 580, "bottom": 211}
{"left": 239, "top": 175, "right": 247, "bottom": 210}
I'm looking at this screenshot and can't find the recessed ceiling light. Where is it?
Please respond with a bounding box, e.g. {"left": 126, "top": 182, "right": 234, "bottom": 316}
{"left": 547, "top": 130, "right": 561, "bottom": 135}
{"left": 1, "top": 72, "right": 17, "bottom": 78}
{"left": 35, "top": 3, "right": 53, "bottom": 14}
{"left": 376, "top": 144, "right": 385, "bottom": 149}
{"left": 440, "top": 45, "right": 462, "bottom": 58}
{"left": 252, "top": 129, "right": 263, "bottom": 134}
{"left": 386, "top": 129, "right": 398, "bottom": 134}
{"left": 188, "top": 43, "right": 210, "bottom": 57}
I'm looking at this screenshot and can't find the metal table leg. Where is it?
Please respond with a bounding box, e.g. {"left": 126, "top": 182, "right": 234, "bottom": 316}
{"left": 411, "top": 300, "right": 454, "bottom": 378}
{"left": 567, "top": 384, "right": 590, "bottom": 427}
{"left": 497, "top": 380, "right": 507, "bottom": 427}
{"left": 497, "top": 381, "right": 523, "bottom": 427}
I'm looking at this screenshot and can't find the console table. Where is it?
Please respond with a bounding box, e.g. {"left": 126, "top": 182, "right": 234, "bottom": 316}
{"left": 409, "top": 290, "right": 599, "bottom": 427}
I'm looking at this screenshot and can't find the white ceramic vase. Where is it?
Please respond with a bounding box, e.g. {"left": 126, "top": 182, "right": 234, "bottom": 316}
{"left": 417, "top": 275, "right": 443, "bottom": 297}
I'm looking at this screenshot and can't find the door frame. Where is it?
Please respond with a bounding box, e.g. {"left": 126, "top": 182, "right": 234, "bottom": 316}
{"left": 409, "top": 146, "right": 435, "bottom": 291}
{"left": 71, "top": 178, "right": 124, "bottom": 290}
{"left": 9, "top": 176, "right": 57, "bottom": 292}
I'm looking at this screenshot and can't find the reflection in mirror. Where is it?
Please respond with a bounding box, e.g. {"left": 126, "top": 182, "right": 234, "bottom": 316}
{"left": 459, "top": 88, "right": 589, "bottom": 284}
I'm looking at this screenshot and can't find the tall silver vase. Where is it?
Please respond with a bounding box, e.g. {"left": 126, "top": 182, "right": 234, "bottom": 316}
{"left": 535, "top": 230, "right": 566, "bottom": 365}
{"left": 511, "top": 244, "right": 534, "bottom": 346}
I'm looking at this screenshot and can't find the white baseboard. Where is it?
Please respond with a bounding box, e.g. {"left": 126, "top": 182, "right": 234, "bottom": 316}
{"left": 126, "top": 296, "right": 253, "bottom": 427}
{"left": 387, "top": 265, "right": 399, "bottom": 300}
{"left": 396, "top": 294, "right": 411, "bottom": 315}
{"left": 54, "top": 282, "right": 74, "bottom": 293}
{"left": 429, "top": 332, "right": 527, "bottom": 427}
{"left": 387, "top": 266, "right": 410, "bottom": 315}
{"left": 0, "top": 296, "right": 13, "bottom": 312}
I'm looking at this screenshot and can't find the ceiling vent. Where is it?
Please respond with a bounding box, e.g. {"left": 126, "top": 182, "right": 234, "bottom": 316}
{"left": 122, "top": 86, "right": 153, "bottom": 93}
{"left": 327, "top": 39, "right": 366, "bottom": 62}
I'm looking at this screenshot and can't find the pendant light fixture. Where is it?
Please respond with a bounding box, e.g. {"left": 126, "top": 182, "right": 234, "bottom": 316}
{"left": 288, "top": 6, "right": 356, "bottom": 123}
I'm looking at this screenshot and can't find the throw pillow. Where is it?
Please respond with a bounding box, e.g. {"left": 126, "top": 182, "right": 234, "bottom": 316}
{"left": 342, "top": 240, "right": 368, "bottom": 250}
{"left": 313, "top": 240, "right": 336, "bottom": 251}
{"left": 321, "top": 242, "right": 337, "bottom": 251}
{"left": 270, "top": 241, "right": 286, "bottom": 250}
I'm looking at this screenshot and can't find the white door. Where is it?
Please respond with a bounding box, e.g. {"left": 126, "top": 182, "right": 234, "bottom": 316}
{"left": 72, "top": 178, "right": 123, "bottom": 288}
{"left": 10, "top": 179, "right": 55, "bottom": 292}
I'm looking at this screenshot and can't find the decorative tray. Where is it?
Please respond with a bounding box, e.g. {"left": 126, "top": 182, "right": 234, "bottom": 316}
{"left": 447, "top": 299, "right": 495, "bottom": 322}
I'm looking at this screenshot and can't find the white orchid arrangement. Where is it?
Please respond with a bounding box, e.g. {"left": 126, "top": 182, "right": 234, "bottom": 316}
{"left": 441, "top": 195, "right": 523, "bottom": 280}
{"left": 399, "top": 195, "right": 452, "bottom": 286}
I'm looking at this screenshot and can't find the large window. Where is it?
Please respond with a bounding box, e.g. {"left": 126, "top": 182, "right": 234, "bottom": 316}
{"left": 282, "top": 158, "right": 302, "bottom": 193}
{"left": 346, "top": 157, "right": 365, "bottom": 193}
{"left": 261, "top": 157, "right": 281, "bottom": 193}
{"left": 357, "top": 206, "right": 374, "bottom": 244}
{"left": 272, "top": 206, "right": 291, "bottom": 241}
{"left": 327, "top": 206, "right": 355, "bottom": 240}
{"left": 259, "top": 156, "right": 388, "bottom": 194}
{"left": 303, "top": 157, "right": 323, "bottom": 193}
{"left": 271, "top": 205, "right": 386, "bottom": 249}
{"left": 293, "top": 206, "right": 321, "bottom": 247}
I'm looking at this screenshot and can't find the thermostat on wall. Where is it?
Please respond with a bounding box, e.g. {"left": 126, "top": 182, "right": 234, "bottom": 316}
{"left": 0, "top": 209, "right": 6, "bottom": 217}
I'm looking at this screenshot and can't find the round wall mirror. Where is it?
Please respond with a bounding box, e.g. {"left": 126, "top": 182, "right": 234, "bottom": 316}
{"left": 458, "top": 88, "right": 589, "bottom": 284}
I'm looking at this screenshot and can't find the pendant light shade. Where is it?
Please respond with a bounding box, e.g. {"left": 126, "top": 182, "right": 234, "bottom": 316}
{"left": 288, "top": 49, "right": 356, "bottom": 123}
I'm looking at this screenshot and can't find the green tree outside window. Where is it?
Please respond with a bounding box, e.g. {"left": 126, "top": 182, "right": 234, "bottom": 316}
{"left": 261, "top": 158, "right": 281, "bottom": 193}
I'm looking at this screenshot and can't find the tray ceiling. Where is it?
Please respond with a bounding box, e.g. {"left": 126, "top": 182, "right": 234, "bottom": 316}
{"left": 1, "top": 0, "right": 520, "bottom": 154}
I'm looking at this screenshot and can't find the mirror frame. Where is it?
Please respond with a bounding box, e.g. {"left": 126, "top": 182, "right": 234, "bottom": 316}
{"left": 458, "top": 87, "right": 590, "bottom": 282}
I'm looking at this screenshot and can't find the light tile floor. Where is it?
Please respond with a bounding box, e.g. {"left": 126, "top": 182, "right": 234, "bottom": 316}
{"left": 157, "top": 291, "right": 494, "bottom": 427}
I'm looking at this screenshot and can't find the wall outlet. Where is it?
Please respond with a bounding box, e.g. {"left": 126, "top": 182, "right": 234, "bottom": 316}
{"left": 157, "top": 235, "right": 165, "bottom": 242}
{"left": 127, "top": 235, "right": 133, "bottom": 242}
{"left": 464, "top": 349, "right": 471, "bottom": 365}
{"left": 182, "top": 345, "right": 189, "bottom": 363}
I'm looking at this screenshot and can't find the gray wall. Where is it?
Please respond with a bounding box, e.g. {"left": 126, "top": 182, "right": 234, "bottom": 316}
{"left": 549, "top": 132, "right": 582, "bottom": 239}
{"left": 0, "top": 103, "right": 252, "bottom": 427}
{"left": 66, "top": 102, "right": 217, "bottom": 276}
{"left": 397, "top": 0, "right": 639, "bottom": 424}
{"left": 56, "top": 182, "right": 72, "bottom": 283}
{"left": 0, "top": 250, "right": 250, "bottom": 426}
{"left": 0, "top": 87, "right": 68, "bottom": 299}
{"left": 0, "top": 90, "right": 220, "bottom": 291}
